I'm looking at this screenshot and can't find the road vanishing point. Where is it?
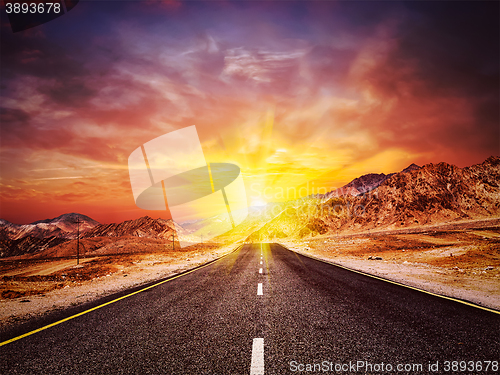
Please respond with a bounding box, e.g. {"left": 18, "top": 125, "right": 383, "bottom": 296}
{"left": 1, "top": 243, "right": 499, "bottom": 374}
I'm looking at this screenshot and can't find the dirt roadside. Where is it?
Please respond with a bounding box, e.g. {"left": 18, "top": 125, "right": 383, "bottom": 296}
{"left": 280, "top": 224, "right": 500, "bottom": 311}
{"left": 1, "top": 220, "right": 498, "bottom": 331}
{"left": 0, "top": 243, "right": 237, "bottom": 329}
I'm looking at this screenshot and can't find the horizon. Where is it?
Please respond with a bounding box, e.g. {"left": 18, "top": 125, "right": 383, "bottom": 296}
{"left": 1, "top": 155, "right": 497, "bottom": 226}
{"left": 1, "top": 1, "right": 498, "bottom": 225}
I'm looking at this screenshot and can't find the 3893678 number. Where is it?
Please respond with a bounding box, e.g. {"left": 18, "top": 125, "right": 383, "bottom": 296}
{"left": 443, "top": 361, "right": 498, "bottom": 372}
{"left": 5, "top": 2, "right": 61, "bottom": 14}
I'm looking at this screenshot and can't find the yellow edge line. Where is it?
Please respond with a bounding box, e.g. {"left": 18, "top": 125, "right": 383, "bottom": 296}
{"left": 282, "top": 245, "right": 500, "bottom": 315}
{"left": 0, "top": 246, "right": 242, "bottom": 347}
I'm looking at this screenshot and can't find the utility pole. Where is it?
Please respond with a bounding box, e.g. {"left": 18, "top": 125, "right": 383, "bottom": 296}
{"left": 76, "top": 218, "right": 80, "bottom": 265}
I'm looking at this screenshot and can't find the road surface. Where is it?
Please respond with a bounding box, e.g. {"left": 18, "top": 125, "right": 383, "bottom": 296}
{"left": 1, "top": 243, "right": 499, "bottom": 374}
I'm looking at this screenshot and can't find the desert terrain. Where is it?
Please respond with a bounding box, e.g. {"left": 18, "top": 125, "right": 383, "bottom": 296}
{"left": 282, "top": 218, "right": 500, "bottom": 311}
{"left": 0, "top": 242, "right": 236, "bottom": 329}
{"left": 1, "top": 218, "right": 498, "bottom": 332}
{"left": 1, "top": 157, "right": 498, "bottom": 331}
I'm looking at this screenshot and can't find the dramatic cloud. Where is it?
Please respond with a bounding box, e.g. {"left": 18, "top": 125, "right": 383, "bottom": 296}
{"left": 0, "top": 1, "right": 498, "bottom": 223}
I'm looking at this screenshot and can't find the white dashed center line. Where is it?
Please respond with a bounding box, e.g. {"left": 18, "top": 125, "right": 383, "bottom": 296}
{"left": 252, "top": 248, "right": 265, "bottom": 373}
{"left": 250, "top": 338, "right": 264, "bottom": 375}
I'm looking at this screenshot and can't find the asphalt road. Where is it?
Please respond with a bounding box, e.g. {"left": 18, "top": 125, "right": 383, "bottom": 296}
{"left": 1, "top": 243, "right": 499, "bottom": 374}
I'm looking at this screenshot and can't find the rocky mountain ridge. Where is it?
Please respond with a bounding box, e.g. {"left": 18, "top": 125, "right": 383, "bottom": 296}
{"left": 2, "top": 157, "right": 498, "bottom": 256}
{"left": 1, "top": 213, "right": 99, "bottom": 240}
{"left": 244, "top": 157, "right": 500, "bottom": 241}
{"left": 82, "top": 216, "right": 182, "bottom": 239}
{"left": 354, "top": 156, "right": 500, "bottom": 229}
{"left": 0, "top": 213, "right": 99, "bottom": 258}
{"left": 320, "top": 163, "right": 420, "bottom": 199}
{"left": 0, "top": 215, "right": 181, "bottom": 258}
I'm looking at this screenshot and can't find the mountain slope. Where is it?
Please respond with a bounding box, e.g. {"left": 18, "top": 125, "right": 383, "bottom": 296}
{"left": 82, "top": 216, "right": 182, "bottom": 239}
{"left": 2, "top": 157, "right": 498, "bottom": 254}
{"left": 319, "top": 163, "right": 420, "bottom": 199}
{"left": 245, "top": 157, "right": 499, "bottom": 241}
{"left": 351, "top": 156, "right": 500, "bottom": 229}
{"left": 2, "top": 213, "right": 99, "bottom": 241}
{"left": 0, "top": 213, "right": 100, "bottom": 257}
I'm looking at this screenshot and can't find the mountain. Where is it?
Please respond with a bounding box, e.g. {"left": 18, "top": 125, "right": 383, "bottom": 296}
{"left": 0, "top": 213, "right": 100, "bottom": 258}
{"left": 244, "top": 199, "right": 331, "bottom": 242}
{"left": 0, "top": 234, "right": 68, "bottom": 258}
{"left": 400, "top": 163, "right": 420, "bottom": 174}
{"left": 2, "top": 157, "right": 498, "bottom": 255}
{"left": 2, "top": 213, "right": 99, "bottom": 241}
{"left": 319, "top": 163, "right": 421, "bottom": 199}
{"left": 350, "top": 156, "right": 500, "bottom": 229}
{"left": 0, "top": 215, "right": 186, "bottom": 258}
{"left": 82, "top": 216, "right": 182, "bottom": 239}
{"left": 244, "top": 157, "right": 499, "bottom": 241}
{"left": 30, "top": 213, "right": 99, "bottom": 237}
{"left": 31, "top": 212, "right": 99, "bottom": 226}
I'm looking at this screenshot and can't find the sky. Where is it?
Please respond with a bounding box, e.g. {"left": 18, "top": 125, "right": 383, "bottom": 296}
{"left": 0, "top": 0, "right": 499, "bottom": 224}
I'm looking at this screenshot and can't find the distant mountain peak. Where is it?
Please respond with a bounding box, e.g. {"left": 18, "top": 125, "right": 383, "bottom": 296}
{"left": 31, "top": 212, "right": 99, "bottom": 225}
{"left": 0, "top": 212, "right": 101, "bottom": 257}
{"left": 82, "top": 215, "right": 182, "bottom": 239}
{"left": 400, "top": 163, "right": 420, "bottom": 174}
{"left": 243, "top": 156, "right": 500, "bottom": 241}
{"left": 484, "top": 156, "right": 499, "bottom": 166}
